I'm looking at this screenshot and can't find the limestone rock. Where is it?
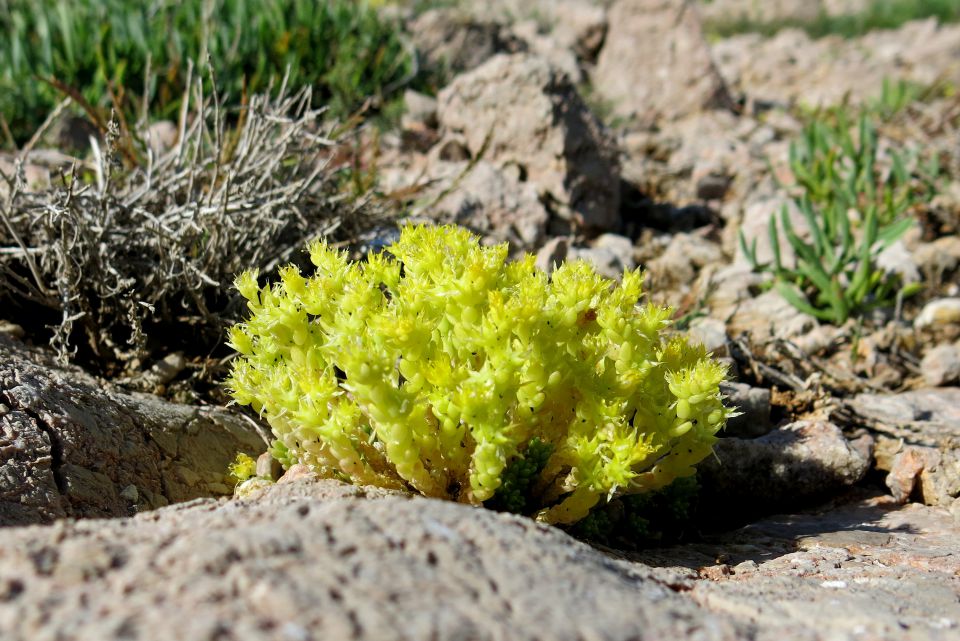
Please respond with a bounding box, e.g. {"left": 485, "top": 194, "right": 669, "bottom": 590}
{"left": 914, "top": 236, "right": 960, "bottom": 285}
{"left": 401, "top": 90, "right": 438, "bottom": 130}
{"left": 0, "top": 335, "right": 264, "bottom": 526}
{"left": 713, "top": 19, "right": 960, "bottom": 110}
{"left": 431, "top": 160, "right": 550, "bottom": 250}
{"left": 0, "top": 477, "right": 746, "bottom": 641}
{"left": 921, "top": 343, "right": 960, "bottom": 388}
{"left": 726, "top": 289, "right": 818, "bottom": 342}
{"left": 592, "top": 0, "right": 732, "bottom": 123}
{"left": 844, "top": 389, "right": 960, "bottom": 508}
{"left": 876, "top": 239, "right": 921, "bottom": 285}
{"left": 735, "top": 196, "right": 808, "bottom": 269}
{"left": 146, "top": 120, "right": 178, "bottom": 155}
{"left": 687, "top": 317, "right": 730, "bottom": 355}
{"left": 4, "top": 476, "right": 959, "bottom": 641}
{"left": 548, "top": 0, "right": 608, "bottom": 62}
{"left": 437, "top": 53, "right": 620, "bottom": 230}
{"left": 699, "top": 0, "right": 825, "bottom": 24}
{"left": 0, "top": 157, "right": 53, "bottom": 194}
{"left": 718, "top": 382, "right": 772, "bottom": 438}
{"left": 636, "top": 492, "right": 960, "bottom": 641}
{"left": 916, "top": 298, "right": 960, "bottom": 330}
{"left": 698, "top": 419, "right": 871, "bottom": 521}
{"left": 701, "top": 264, "right": 765, "bottom": 322}
{"left": 408, "top": 9, "right": 526, "bottom": 76}
{"left": 647, "top": 232, "right": 724, "bottom": 291}
{"left": 511, "top": 20, "right": 583, "bottom": 83}
{"left": 570, "top": 233, "right": 637, "bottom": 279}
{"left": 534, "top": 236, "right": 571, "bottom": 275}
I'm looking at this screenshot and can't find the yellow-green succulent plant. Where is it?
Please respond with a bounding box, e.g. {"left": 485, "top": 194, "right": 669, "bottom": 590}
{"left": 227, "top": 224, "right": 734, "bottom": 524}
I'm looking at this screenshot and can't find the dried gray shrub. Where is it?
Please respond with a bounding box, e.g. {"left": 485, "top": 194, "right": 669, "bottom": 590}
{"left": 0, "top": 77, "right": 390, "bottom": 369}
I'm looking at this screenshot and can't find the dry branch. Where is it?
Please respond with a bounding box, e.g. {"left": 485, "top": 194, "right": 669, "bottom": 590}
{"left": 0, "top": 81, "right": 391, "bottom": 369}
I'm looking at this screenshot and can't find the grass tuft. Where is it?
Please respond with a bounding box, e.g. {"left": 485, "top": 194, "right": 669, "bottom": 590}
{"left": 740, "top": 95, "right": 940, "bottom": 325}
{"left": 0, "top": 0, "right": 415, "bottom": 144}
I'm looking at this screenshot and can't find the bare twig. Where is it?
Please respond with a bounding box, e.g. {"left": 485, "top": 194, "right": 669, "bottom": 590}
{"left": 0, "top": 82, "right": 393, "bottom": 368}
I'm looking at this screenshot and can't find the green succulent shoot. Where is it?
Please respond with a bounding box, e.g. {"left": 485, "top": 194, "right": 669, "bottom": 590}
{"left": 227, "top": 225, "right": 735, "bottom": 525}
{"left": 741, "top": 111, "right": 933, "bottom": 325}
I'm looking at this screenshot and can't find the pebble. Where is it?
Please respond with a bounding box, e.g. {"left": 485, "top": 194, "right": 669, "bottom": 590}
{"left": 921, "top": 343, "right": 960, "bottom": 387}
{"left": 719, "top": 381, "right": 772, "bottom": 438}
{"left": 821, "top": 580, "right": 848, "bottom": 589}
{"left": 916, "top": 298, "right": 960, "bottom": 329}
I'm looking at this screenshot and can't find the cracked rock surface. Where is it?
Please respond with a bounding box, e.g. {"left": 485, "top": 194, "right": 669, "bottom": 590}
{"left": 437, "top": 53, "right": 620, "bottom": 230}
{"left": 0, "top": 335, "right": 264, "bottom": 526}
{"left": 1, "top": 477, "right": 957, "bottom": 641}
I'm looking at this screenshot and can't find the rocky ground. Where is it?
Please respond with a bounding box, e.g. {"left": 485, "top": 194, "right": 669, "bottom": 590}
{"left": 1, "top": 0, "right": 959, "bottom": 639}
{"left": 1, "top": 477, "right": 958, "bottom": 640}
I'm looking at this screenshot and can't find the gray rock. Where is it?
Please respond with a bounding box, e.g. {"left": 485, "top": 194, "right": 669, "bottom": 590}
{"left": 699, "top": 0, "right": 825, "bottom": 24}
{"left": 726, "top": 289, "right": 819, "bottom": 342}
{"left": 698, "top": 419, "right": 871, "bottom": 519}
{"left": 790, "top": 323, "right": 847, "bottom": 356}
{"left": 847, "top": 388, "right": 960, "bottom": 434}
{"left": 146, "top": 120, "right": 178, "bottom": 155}
{"left": 687, "top": 317, "right": 730, "bottom": 355}
{"left": 0, "top": 320, "right": 24, "bottom": 339}
{"left": 511, "top": 20, "right": 583, "bottom": 83}
{"left": 916, "top": 298, "right": 960, "bottom": 330}
{"left": 713, "top": 18, "right": 960, "bottom": 110}
{"left": 118, "top": 351, "right": 186, "bottom": 392}
{"left": 534, "top": 236, "right": 570, "bottom": 275}
{"left": 695, "top": 173, "right": 733, "bottom": 201}
{"left": 619, "top": 111, "right": 759, "bottom": 218}
{"left": 921, "top": 343, "right": 960, "bottom": 387}
{"left": 0, "top": 158, "right": 52, "bottom": 193}
{"left": 637, "top": 491, "right": 960, "bottom": 641}
{"left": 454, "top": 0, "right": 607, "bottom": 63}
{"left": 845, "top": 389, "right": 960, "bottom": 508}
{"left": 535, "top": 234, "right": 637, "bottom": 280}
{"left": 432, "top": 160, "right": 550, "bottom": 250}
{"left": 647, "top": 232, "right": 724, "bottom": 291}
{"left": 401, "top": 90, "right": 438, "bottom": 130}
{"left": 0, "top": 477, "right": 746, "bottom": 641}
{"left": 437, "top": 53, "right": 621, "bottom": 230}
{"left": 434, "top": 137, "right": 471, "bottom": 162}
{"left": 548, "top": 0, "right": 608, "bottom": 62}
{"left": 719, "top": 382, "right": 772, "bottom": 438}
{"left": 914, "top": 235, "right": 960, "bottom": 285}
{"left": 876, "top": 239, "right": 921, "bottom": 285}
{"left": 592, "top": 0, "right": 733, "bottom": 124}
{"left": 0, "top": 334, "right": 265, "bottom": 526}
{"left": 255, "top": 452, "right": 283, "bottom": 482}
{"left": 407, "top": 9, "right": 526, "bottom": 76}
{"left": 569, "top": 233, "right": 637, "bottom": 279}
{"left": 5, "top": 476, "right": 959, "bottom": 641}
{"left": 701, "top": 264, "right": 765, "bottom": 322}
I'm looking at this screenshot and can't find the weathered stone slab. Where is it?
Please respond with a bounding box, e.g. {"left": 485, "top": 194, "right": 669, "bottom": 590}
{"left": 698, "top": 419, "right": 871, "bottom": 523}
{"left": 2, "top": 477, "right": 958, "bottom": 641}
{"left": 0, "top": 478, "right": 744, "bottom": 641}
{"left": 840, "top": 389, "right": 960, "bottom": 510}
{"left": 0, "top": 335, "right": 264, "bottom": 526}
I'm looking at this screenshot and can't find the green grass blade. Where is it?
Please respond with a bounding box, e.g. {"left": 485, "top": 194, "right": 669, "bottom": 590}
{"left": 774, "top": 281, "right": 834, "bottom": 322}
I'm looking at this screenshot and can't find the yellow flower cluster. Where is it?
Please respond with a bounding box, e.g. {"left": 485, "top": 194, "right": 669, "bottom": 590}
{"left": 227, "top": 225, "right": 734, "bottom": 524}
